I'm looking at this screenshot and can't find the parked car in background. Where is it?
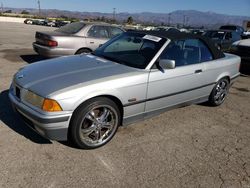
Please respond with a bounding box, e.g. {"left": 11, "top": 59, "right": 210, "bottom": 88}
{"left": 242, "top": 29, "right": 250, "bottom": 39}
{"left": 154, "top": 27, "right": 180, "bottom": 33}
{"left": 244, "top": 30, "right": 250, "bottom": 36}
{"left": 219, "top": 25, "right": 245, "bottom": 35}
{"left": 230, "top": 39, "right": 250, "bottom": 74}
{"left": 47, "top": 21, "right": 57, "bottom": 27}
{"left": 31, "top": 19, "right": 47, "bottom": 26}
{"left": 190, "top": 29, "right": 204, "bottom": 35}
{"left": 203, "top": 30, "right": 241, "bottom": 51}
{"left": 33, "top": 22, "right": 125, "bottom": 57}
{"left": 54, "top": 21, "right": 70, "bottom": 28}
{"left": 11, "top": 31, "right": 240, "bottom": 149}
{"left": 24, "top": 19, "right": 33, "bottom": 24}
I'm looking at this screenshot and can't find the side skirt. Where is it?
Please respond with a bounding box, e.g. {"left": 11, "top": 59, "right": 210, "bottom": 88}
{"left": 122, "top": 96, "right": 209, "bottom": 126}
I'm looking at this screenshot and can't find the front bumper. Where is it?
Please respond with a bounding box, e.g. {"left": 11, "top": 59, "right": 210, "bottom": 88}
{"left": 9, "top": 91, "right": 72, "bottom": 141}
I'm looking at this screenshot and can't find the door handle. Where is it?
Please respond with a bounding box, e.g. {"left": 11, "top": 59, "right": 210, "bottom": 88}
{"left": 90, "top": 42, "right": 94, "bottom": 44}
{"left": 195, "top": 69, "right": 202, "bottom": 73}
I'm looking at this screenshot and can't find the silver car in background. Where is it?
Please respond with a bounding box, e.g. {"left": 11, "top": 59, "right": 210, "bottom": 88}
{"left": 10, "top": 31, "right": 241, "bottom": 149}
{"left": 33, "top": 22, "right": 125, "bottom": 57}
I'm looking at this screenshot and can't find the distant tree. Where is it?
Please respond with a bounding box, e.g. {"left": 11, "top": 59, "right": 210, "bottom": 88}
{"left": 100, "top": 16, "right": 105, "bottom": 22}
{"left": 21, "top": 10, "right": 29, "bottom": 14}
{"left": 60, "top": 15, "right": 69, "bottom": 20}
{"left": 127, "top": 16, "right": 133, "bottom": 24}
{"left": 4, "top": 10, "right": 12, "bottom": 13}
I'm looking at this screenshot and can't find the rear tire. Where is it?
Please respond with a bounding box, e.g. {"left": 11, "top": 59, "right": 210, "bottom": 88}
{"left": 75, "top": 48, "right": 91, "bottom": 55}
{"left": 69, "top": 97, "right": 121, "bottom": 149}
{"left": 209, "top": 78, "right": 230, "bottom": 106}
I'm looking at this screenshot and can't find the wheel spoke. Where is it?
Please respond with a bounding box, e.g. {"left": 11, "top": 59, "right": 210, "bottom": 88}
{"left": 220, "top": 81, "right": 226, "bottom": 89}
{"left": 86, "top": 111, "right": 98, "bottom": 123}
{"left": 100, "top": 108, "right": 110, "bottom": 122}
{"left": 101, "top": 122, "right": 113, "bottom": 129}
{"left": 214, "top": 92, "right": 221, "bottom": 100}
{"left": 94, "top": 128, "right": 102, "bottom": 141}
{"left": 81, "top": 124, "right": 96, "bottom": 135}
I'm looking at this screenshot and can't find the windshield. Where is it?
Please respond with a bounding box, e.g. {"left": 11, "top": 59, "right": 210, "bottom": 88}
{"left": 56, "top": 22, "right": 86, "bottom": 34}
{"left": 93, "top": 32, "right": 166, "bottom": 69}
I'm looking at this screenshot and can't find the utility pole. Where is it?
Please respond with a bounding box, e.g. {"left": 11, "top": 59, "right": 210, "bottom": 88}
{"left": 183, "top": 15, "right": 186, "bottom": 27}
{"left": 168, "top": 13, "right": 171, "bottom": 26}
{"left": 1, "top": 2, "right": 3, "bottom": 13}
{"left": 113, "top": 8, "right": 116, "bottom": 23}
{"left": 37, "top": 0, "right": 41, "bottom": 16}
{"left": 186, "top": 16, "right": 189, "bottom": 27}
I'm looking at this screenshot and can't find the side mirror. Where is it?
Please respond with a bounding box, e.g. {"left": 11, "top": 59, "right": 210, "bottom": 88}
{"left": 159, "top": 59, "right": 175, "bottom": 69}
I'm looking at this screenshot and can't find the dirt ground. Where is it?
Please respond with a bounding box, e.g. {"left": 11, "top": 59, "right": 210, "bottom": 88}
{"left": 0, "top": 22, "right": 250, "bottom": 188}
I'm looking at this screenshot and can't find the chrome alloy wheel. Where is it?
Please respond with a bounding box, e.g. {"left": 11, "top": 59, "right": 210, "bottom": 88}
{"left": 214, "top": 80, "right": 229, "bottom": 105}
{"left": 79, "top": 105, "right": 118, "bottom": 147}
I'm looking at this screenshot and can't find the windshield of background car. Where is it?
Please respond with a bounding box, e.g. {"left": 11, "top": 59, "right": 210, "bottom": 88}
{"left": 204, "top": 31, "right": 225, "bottom": 39}
{"left": 56, "top": 22, "right": 86, "bottom": 34}
{"left": 220, "top": 26, "right": 236, "bottom": 30}
{"left": 212, "top": 31, "right": 226, "bottom": 39}
{"left": 93, "top": 33, "right": 166, "bottom": 69}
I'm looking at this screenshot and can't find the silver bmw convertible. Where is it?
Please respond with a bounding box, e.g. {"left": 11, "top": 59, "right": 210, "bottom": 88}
{"left": 9, "top": 31, "right": 241, "bottom": 149}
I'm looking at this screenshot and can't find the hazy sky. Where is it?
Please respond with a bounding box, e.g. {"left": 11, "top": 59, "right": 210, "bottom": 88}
{"left": 2, "top": 0, "right": 250, "bottom": 16}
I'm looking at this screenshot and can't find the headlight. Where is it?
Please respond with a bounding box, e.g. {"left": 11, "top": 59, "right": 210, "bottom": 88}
{"left": 22, "top": 90, "right": 62, "bottom": 112}
{"left": 22, "top": 89, "right": 44, "bottom": 109}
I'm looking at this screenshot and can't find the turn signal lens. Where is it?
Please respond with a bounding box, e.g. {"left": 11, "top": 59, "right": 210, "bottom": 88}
{"left": 42, "top": 99, "right": 62, "bottom": 112}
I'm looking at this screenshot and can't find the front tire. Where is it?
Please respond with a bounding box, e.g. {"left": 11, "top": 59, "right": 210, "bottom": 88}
{"left": 209, "top": 78, "right": 230, "bottom": 106}
{"left": 69, "top": 97, "right": 121, "bottom": 149}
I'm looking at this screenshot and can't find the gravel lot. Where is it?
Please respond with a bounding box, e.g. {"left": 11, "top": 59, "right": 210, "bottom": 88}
{"left": 0, "top": 22, "right": 250, "bottom": 188}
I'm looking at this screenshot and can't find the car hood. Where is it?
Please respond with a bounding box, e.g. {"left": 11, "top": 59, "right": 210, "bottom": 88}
{"left": 232, "top": 39, "right": 250, "bottom": 47}
{"left": 14, "top": 55, "right": 140, "bottom": 97}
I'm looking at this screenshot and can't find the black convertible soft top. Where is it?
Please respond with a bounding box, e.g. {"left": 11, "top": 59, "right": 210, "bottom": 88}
{"left": 128, "top": 30, "right": 225, "bottom": 60}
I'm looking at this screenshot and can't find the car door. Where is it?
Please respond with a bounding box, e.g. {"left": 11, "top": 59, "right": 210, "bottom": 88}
{"left": 145, "top": 39, "right": 208, "bottom": 112}
{"left": 86, "top": 25, "right": 110, "bottom": 50}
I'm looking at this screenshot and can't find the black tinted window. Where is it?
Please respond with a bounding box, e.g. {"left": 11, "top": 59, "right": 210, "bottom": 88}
{"left": 199, "top": 40, "right": 213, "bottom": 62}
{"left": 220, "top": 25, "right": 236, "bottom": 30}
{"left": 160, "top": 39, "right": 213, "bottom": 67}
{"left": 88, "top": 26, "right": 109, "bottom": 38}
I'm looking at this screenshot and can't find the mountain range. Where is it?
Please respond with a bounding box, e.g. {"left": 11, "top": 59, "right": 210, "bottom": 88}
{"left": 4, "top": 7, "right": 250, "bottom": 28}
